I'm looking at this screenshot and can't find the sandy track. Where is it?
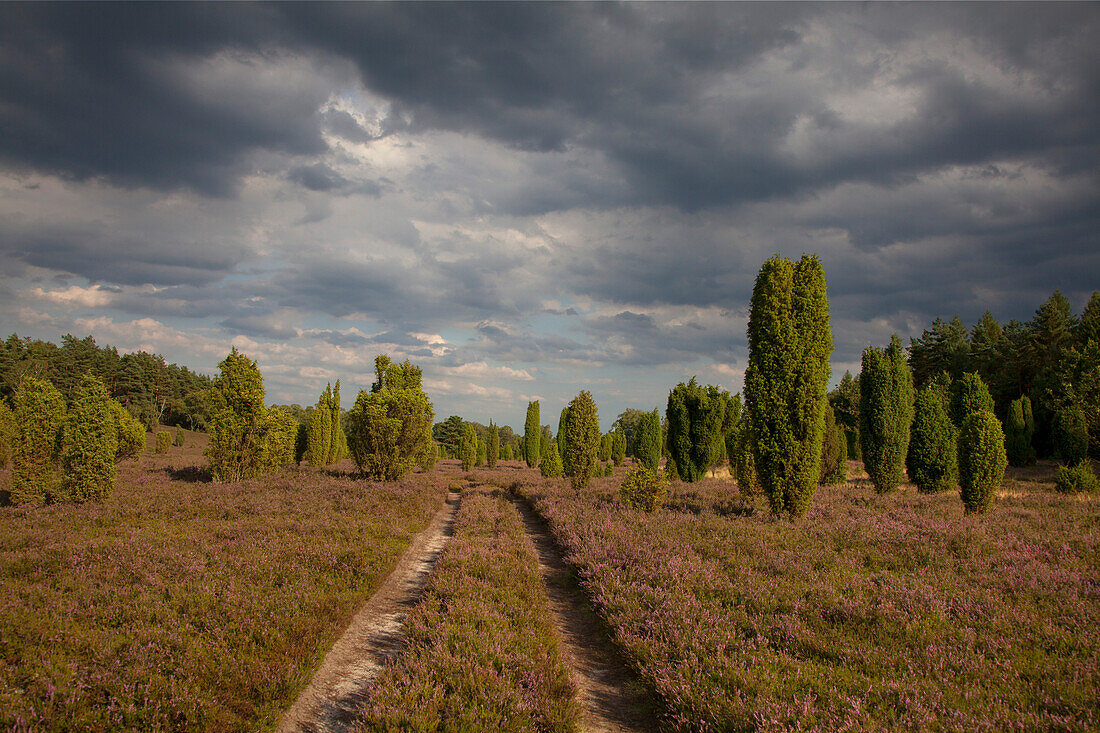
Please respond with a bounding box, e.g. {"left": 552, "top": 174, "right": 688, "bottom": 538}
{"left": 511, "top": 496, "right": 659, "bottom": 733}
{"left": 277, "top": 490, "right": 460, "bottom": 733}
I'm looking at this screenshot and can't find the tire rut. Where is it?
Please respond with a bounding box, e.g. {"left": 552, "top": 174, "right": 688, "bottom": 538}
{"left": 511, "top": 496, "right": 660, "bottom": 733}
{"left": 278, "top": 490, "right": 460, "bottom": 733}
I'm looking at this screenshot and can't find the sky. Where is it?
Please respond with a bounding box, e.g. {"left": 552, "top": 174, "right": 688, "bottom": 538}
{"left": 1, "top": 3, "right": 1097, "bottom": 431}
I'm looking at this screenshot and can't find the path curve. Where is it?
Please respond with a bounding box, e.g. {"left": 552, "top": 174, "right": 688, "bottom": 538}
{"left": 278, "top": 490, "right": 460, "bottom": 733}
{"left": 511, "top": 496, "right": 659, "bottom": 733}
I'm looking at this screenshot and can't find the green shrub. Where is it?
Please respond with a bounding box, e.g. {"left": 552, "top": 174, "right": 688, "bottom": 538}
{"left": 346, "top": 358, "right": 434, "bottom": 482}
{"left": 907, "top": 385, "right": 958, "bottom": 494}
{"left": 206, "top": 348, "right": 267, "bottom": 483}
{"left": 958, "top": 410, "right": 1007, "bottom": 515}
{"left": 173, "top": 429, "right": 185, "bottom": 447}
{"left": 488, "top": 421, "right": 499, "bottom": 469}
{"left": 819, "top": 404, "right": 847, "bottom": 485}
{"left": 59, "top": 374, "right": 118, "bottom": 503}
{"left": 110, "top": 400, "right": 145, "bottom": 462}
{"left": 950, "top": 372, "right": 994, "bottom": 429}
{"left": 8, "top": 377, "right": 66, "bottom": 505}
{"left": 0, "top": 401, "right": 14, "bottom": 469}
{"left": 558, "top": 406, "right": 572, "bottom": 477}
{"left": 475, "top": 438, "right": 485, "bottom": 466}
{"left": 635, "top": 409, "right": 662, "bottom": 471}
{"left": 1054, "top": 404, "right": 1088, "bottom": 466}
{"left": 845, "top": 427, "right": 861, "bottom": 461}
{"left": 417, "top": 438, "right": 438, "bottom": 473}
{"left": 155, "top": 431, "right": 171, "bottom": 454}
{"left": 744, "top": 254, "right": 832, "bottom": 518}
{"left": 294, "top": 423, "right": 308, "bottom": 464}
{"left": 326, "top": 381, "right": 342, "bottom": 465}
{"left": 859, "top": 335, "right": 915, "bottom": 494}
{"left": 619, "top": 466, "right": 670, "bottom": 512}
{"left": 502, "top": 444, "right": 513, "bottom": 461}
{"left": 540, "top": 441, "right": 562, "bottom": 477}
{"left": 460, "top": 423, "right": 477, "bottom": 472}
{"left": 1005, "top": 395, "right": 1036, "bottom": 467}
{"left": 1054, "top": 462, "right": 1099, "bottom": 494}
{"left": 599, "top": 433, "right": 612, "bottom": 462}
{"left": 307, "top": 389, "right": 332, "bottom": 467}
{"left": 524, "top": 401, "right": 540, "bottom": 468}
{"left": 666, "top": 379, "right": 731, "bottom": 483}
{"left": 734, "top": 425, "right": 761, "bottom": 498}
{"left": 260, "top": 409, "right": 298, "bottom": 471}
{"left": 563, "top": 391, "right": 600, "bottom": 489}
{"left": 611, "top": 428, "right": 626, "bottom": 466}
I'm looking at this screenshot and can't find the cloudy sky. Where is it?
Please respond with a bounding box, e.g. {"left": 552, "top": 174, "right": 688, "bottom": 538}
{"left": 1, "top": 3, "right": 1097, "bottom": 430}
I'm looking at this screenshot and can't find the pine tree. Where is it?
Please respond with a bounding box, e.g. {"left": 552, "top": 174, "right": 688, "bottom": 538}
{"left": 635, "top": 408, "right": 662, "bottom": 471}
{"left": 488, "top": 420, "right": 499, "bottom": 469}
{"left": 460, "top": 423, "right": 477, "bottom": 471}
{"left": 59, "top": 374, "right": 118, "bottom": 503}
{"left": 860, "top": 335, "right": 915, "bottom": 494}
{"left": 744, "top": 254, "right": 832, "bottom": 517}
{"left": 347, "top": 357, "right": 435, "bottom": 481}
{"left": 563, "top": 391, "right": 600, "bottom": 489}
{"left": 524, "top": 401, "right": 540, "bottom": 468}
{"left": 906, "top": 384, "right": 957, "bottom": 493}
{"left": 958, "top": 410, "right": 1007, "bottom": 515}
{"left": 8, "top": 377, "right": 66, "bottom": 505}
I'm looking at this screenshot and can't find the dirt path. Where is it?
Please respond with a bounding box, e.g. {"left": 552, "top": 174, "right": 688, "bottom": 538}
{"left": 278, "top": 490, "right": 460, "bottom": 733}
{"left": 511, "top": 497, "right": 659, "bottom": 733}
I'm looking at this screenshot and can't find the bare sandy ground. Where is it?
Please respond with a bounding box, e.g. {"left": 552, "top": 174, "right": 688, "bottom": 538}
{"left": 277, "top": 490, "right": 460, "bottom": 733}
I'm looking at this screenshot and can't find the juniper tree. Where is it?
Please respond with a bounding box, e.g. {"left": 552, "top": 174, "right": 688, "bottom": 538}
{"left": 599, "top": 433, "right": 612, "bottom": 462}
{"left": 108, "top": 399, "right": 145, "bottom": 462}
{"left": 665, "top": 379, "right": 729, "bottom": 483}
{"left": 734, "top": 424, "right": 761, "bottom": 497}
{"left": 906, "top": 384, "right": 957, "bottom": 493}
{"left": 635, "top": 408, "right": 662, "bottom": 471}
{"left": 1005, "top": 395, "right": 1037, "bottom": 466}
{"left": 744, "top": 254, "right": 832, "bottom": 517}
{"left": 949, "top": 372, "right": 995, "bottom": 429}
{"left": 819, "top": 403, "right": 848, "bottom": 485}
{"left": 326, "top": 381, "right": 342, "bottom": 465}
{"left": 174, "top": 429, "right": 185, "bottom": 447}
{"left": 0, "top": 401, "right": 13, "bottom": 469}
{"left": 1054, "top": 404, "right": 1088, "bottom": 466}
{"left": 860, "top": 335, "right": 915, "bottom": 494}
{"left": 206, "top": 348, "right": 268, "bottom": 483}
{"left": 958, "top": 410, "right": 1007, "bottom": 515}
{"left": 540, "top": 441, "right": 563, "bottom": 477}
{"left": 347, "top": 357, "right": 435, "bottom": 481}
{"left": 59, "top": 374, "right": 118, "bottom": 503}
{"left": 563, "top": 391, "right": 599, "bottom": 489}
{"left": 155, "top": 431, "right": 171, "bottom": 454}
{"left": 524, "top": 400, "right": 540, "bottom": 468}
{"left": 611, "top": 427, "right": 626, "bottom": 466}
{"left": 460, "top": 423, "right": 477, "bottom": 471}
{"left": 558, "top": 406, "right": 573, "bottom": 477}
{"left": 8, "top": 377, "right": 66, "bottom": 504}
{"left": 487, "top": 421, "right": 499, "bottom": 469}
{"left": 306, "top": 393, "right": 332, "bottom": 467}
{"left": 475, "top": 437, "right": 485, "bottom": 466}
{"left": 502, "top": 444, "right": 513, "bottom": 461}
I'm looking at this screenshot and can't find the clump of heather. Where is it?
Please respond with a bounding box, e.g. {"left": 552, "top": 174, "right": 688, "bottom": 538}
{"left": 356, "top": 486, "right": 579, "bottom": 732}
{"left": 0, "top": 454, "right": 448, "bottom": 730}
{"left": 513, "top": 469, "right": 1100, "bottom": 732}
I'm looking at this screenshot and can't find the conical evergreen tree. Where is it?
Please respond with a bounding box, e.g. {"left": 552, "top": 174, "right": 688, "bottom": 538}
{"left": 460, "top": 423, "right": 477, "bottom": 471}
{"left": 906, "top": 384, "right": 957, "bottom": 493}
{"left": 563, "top": 391, "right": 599, "bottom": 489}
{"left": 488, "top": 420, "right": 499, "bottom": 468}
{"left": 860, "top": 335, "right": 915, "bottom": 494}
{"left": 524, "top": 401, "right": 540, "bottom": 467}
{"left": 8, "top": 377, "right": 66, "bottom": 505}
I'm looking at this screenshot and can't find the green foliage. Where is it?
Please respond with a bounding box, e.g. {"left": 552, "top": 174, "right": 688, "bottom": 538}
{"left": 524, "top": 401, "right": 540, "bottom": 468}
{"left": 306, "top": 387, "right": 332, "bottom": 467}
{"left": 1005, "top": 395, "right": 1036, "bottom": 467}
{"left": 635, "top": 408, "right": 662, "bottom": 471}
{"left": 346, "top": 358, "right": 434, "bottom": 482}
{"left": 845, "top": 427, "right": 861, "bottom": 461}
{"left": 906, "top": 385, "right": 958, "bottom": 494}
{"left": 460, "top": 423, "right": 477, "bottom": 472}
{"left": 432, "top": 415, "right": 465, "bottom": 458}
{"left": 0, "top": 401, "right": 13, "bottom": 469}
{"left": 563, "top": 391, "right": 600, "bottom": 490}
{"left": 819, "top": 404, "right": 848, "bottom": 485}
{"left": 558, "top": 406, "right": 572, "bottom": 476}
{"left": 294, "top": 423, "right": 308, "bottom": 464}
{"left": 206, "top": 348, "right": 268, "bottom": 483}
{"left": 1054, "top": 462, "right": 1099, "bottom": 494}
{"left": 417, "top": 439, "right": 438, "bottom": 473}
{"left": 828, "top": 370, "right": 861, "bottom": 433}
{"left": 950, "top": 372, "right": 995, "bottom": 428}
{"left": 733, "top": 425, "right": 760, "bottom": 497}
{"left": 611, "top": 427, "right": 626, "bottom": 466}
{"left": 487, "top": 421, "right": 499, "bottom": 469}
{"left": 958, "top": 410, "right": 1007, "bottom": 515}
{"left": 155, "top": 431, "right": 171, "bottom": 454}
{"left": 8, "top": 376, "right": 65, "bottom": 505}
{"left": 665, "top": 379, "right": 730, "bottom": 483}
{"left": 259, "top": 409, "right": 299, "bottom": 471}
{"left": 611, "top": 408, "right": 648, "bottom": 459}
{"left": 502, "top": 443, "right": 513, "bottom": 461}
{"left": 109, "top": 399, "right": 145, "bottom": 462}
{"left": 59, "top": 374, "right": 117, "bottom": 503}
{"left": 618, "top": 466, "right": 670, "bottom": 512}
{"left": 540, "top": 441, "right": 563, "bottom": 477}
{"left": 475, "top": 438, "right": 485, "bottom": 466}
{"left": 174, "top": 429, "right": 185, "bottom": 447}
{"left": 1053, "top": 404, "right": 1089, "bottom": 466}
{"left": 859, "top": 335, "right": 915, "bottom": 494}
{"left": 326, "top": 381, "right": 342, "bottom": 465}
{"left": 599, "top": 433, "right": 612, "bottom": 462}
{"left": 744, "top": 254, "right": 832, "bottom": 518}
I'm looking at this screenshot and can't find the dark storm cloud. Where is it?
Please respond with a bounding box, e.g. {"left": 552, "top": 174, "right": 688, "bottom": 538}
{"left": 287, "top": 163, "right": 349, "bottom": 192}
